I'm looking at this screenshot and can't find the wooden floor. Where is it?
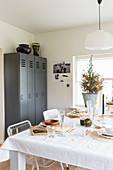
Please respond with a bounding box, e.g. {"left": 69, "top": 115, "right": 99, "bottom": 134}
{"left": 0, "top": 159, "right": 89, "bottom": 170}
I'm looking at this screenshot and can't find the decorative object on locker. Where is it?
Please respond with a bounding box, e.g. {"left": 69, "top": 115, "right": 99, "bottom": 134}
{"left": 85, "top": 0, "right": 113, "bottom": 50}
{"left": 16, "top": 44, "right": 31, "bottom": 54}
{"left": 32, "top": 43, "right": 40, "bottom": 56}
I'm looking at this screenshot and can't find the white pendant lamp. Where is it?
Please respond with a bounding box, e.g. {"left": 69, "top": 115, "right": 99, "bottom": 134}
{"left": 85, "top": 0, "right": 113, "bottom": 50}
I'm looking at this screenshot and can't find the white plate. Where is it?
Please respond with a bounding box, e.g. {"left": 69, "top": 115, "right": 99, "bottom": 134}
{"left": 94, "top": 122, "right": 105, "bottom": 128}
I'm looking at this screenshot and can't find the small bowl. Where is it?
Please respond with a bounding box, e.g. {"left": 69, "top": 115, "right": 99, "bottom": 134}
{"left": 44, "top": 119, "right": 59, "bottom": 126}
{"left": 105, "top": 125, "right": 113, "bottom": 135}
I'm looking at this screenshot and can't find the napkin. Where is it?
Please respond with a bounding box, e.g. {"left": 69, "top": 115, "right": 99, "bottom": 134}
{"left": 30, "top": 125, "right": 47, "bottom": 136}
{"left": 30, "top": 125, "right": 61, "bottom": 136}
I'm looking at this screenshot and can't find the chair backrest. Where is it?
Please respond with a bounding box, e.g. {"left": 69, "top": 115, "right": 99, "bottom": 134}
{"left": 7, "top": 120, "right": 31, "bottom": 137}
{"left": 43, "top": 109, "right": 59, "bottom": 120}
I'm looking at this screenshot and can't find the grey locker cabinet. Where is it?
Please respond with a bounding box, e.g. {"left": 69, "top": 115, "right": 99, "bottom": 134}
{"left": 4, "top": 52, "right": 47, "bottom": 138}
{"left": 35, "top": 56, "right": 47, "bottom": 124}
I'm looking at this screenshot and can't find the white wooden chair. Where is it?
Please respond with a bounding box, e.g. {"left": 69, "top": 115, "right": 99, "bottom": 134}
{"left": 43, "top": 109, "right": 69, "bottom": 170}
{"left": 7, "top": 120, "right": 36, "bottom": 170}
{"left": 43, "top": 109, "right": 59, "bottom": 120}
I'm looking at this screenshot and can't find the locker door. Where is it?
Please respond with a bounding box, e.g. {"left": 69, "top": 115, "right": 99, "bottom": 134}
{"left": 41, "top": 58, "right": 47, "bottom": 113}
{"left": 19, "top": 54, "right": 28, "bottom": 121}
{"left": 35, "top": 56, "right": 43, "bottom": 124}
{"left": 27, "top": 55, "right": 35, "bottom": 125}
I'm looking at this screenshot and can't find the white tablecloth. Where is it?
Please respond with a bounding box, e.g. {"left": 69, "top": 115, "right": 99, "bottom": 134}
{"left": 1, "top": 117, "right": 113, "bottom": 170}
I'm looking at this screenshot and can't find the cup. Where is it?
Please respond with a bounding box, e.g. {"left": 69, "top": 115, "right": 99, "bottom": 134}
{"left": 80, "top": 112, "right": 86, "bottom": 126}
{"left": 47, "top": 126, "right": 55, "bottom": 138}
{"left": 58, "top": 109, "right": 65, "bottom": 137}
{"left": 86, "top": 100, "right": 92, "bottom": 112}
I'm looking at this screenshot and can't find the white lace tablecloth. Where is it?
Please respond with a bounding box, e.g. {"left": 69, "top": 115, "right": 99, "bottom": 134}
{"left": 1, "top": 117, "right": 113, "bottom": 170}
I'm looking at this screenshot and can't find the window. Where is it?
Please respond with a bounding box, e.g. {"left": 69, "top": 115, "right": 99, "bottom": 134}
{"left": 73, "top": 54, "right": 113, "bottom": 107}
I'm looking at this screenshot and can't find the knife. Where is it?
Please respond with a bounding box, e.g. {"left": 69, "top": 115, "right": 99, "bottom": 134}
{"left": 102, "top": 133, "right": 113, "bottom": 137}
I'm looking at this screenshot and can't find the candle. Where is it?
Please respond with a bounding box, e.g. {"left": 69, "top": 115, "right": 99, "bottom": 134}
{"left": 102, "top": 94, "right": 104, "bottom": 114}
{"left": 80, "top": 118, "right": 85, "bottom": 126}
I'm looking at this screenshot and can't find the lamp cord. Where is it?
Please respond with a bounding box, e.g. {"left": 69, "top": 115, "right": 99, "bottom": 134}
{"left": 98, "top": 0, "right": 102, "bottom": 30}
{"left": 99, "top": 4, "right": 101, "bottom": 30}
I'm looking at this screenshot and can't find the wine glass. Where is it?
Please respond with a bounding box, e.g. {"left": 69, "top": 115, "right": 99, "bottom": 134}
{"left": 58, "top": 110, "right": 65, "bottom": 137}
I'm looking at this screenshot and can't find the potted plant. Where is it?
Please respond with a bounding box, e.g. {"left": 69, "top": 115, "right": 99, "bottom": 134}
{"left": 81, "top": 56, "right": 103, "bottom": 107}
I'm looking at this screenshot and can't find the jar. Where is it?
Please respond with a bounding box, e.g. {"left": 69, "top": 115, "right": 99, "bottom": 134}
{"left": 80, "top": 113, "right": 85, "bottom": 126}
{"left": 32, "top": 43, "right": 40, "bottom": 56}
{"left": 16, "top": 44, "right": 31, "bottom": 54}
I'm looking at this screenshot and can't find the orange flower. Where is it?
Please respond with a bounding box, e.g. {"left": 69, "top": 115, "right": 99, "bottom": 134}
{"left": 87, "top": 83, "right": 90, "bottom": 87}
{"left": 83, "top": 76, "right": 86, "bottom": 79}
{"left": 94, "top": 78, "right": 97, "bottom": 81}
{"left": 96, "top": 86, "right": 99, "bottom": 89}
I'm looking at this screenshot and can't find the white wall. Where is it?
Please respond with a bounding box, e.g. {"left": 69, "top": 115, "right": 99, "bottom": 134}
{"left": 0, "top": 20, "right": 35, "bottom": 143}
{"left": 0, "top": 20, "right": 35, "bottom": 53}
{"left": 35, "top": 22, "right": 113, "bottom": 110}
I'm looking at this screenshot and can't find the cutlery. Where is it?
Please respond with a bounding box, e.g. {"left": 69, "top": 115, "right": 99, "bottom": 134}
{"left": 102, "top": 133, "right": 113, "bottom": 137}
{"left": 68, "top": 129, "right": 75, "bottom": 133}
{"left": 66, "top": 128, "right": 75, "bottom": 133}
{"left": 66, "top": 128, "right": 72, "bottom": 133}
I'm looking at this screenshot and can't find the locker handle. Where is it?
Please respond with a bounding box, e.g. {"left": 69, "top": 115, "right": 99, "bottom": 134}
{"left": 28, "top": 93, "right": 31, "bottom": 99}
{"left": 20, "top": 94, "right": 23, "bottom": 100}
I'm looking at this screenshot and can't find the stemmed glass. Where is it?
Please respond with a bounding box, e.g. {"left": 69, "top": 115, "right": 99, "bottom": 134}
{"left": 58, "top": 110, "right": 65, "bottom": 137}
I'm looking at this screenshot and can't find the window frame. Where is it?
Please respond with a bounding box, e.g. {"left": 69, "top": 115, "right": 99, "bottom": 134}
{"left": 73, "top": 53, "right": 113, "bottom": 108}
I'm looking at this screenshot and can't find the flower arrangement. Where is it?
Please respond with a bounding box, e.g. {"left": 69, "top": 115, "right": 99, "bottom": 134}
{"left": 81, "top": 56, "right": 103, "bottom": 94}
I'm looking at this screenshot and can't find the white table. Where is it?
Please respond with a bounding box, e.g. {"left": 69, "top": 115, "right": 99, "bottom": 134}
{"left": 1, "top": 117, "right": 113, "bottom": 170}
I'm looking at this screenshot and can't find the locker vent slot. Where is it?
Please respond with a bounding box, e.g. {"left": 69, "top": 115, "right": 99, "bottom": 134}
{"left": 21, "top": 59, "right": 26, "bottom": 67}
{"left": 42, "top": 63, "right": 46, "bottom": 69}
{"left": 29, "top": 61, "right": 33, "bottom": 68}
{"left": 36, "top": 62, "right": 39, "bottom": 69}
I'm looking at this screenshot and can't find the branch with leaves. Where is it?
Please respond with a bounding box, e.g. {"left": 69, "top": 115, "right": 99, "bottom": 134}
{"left": 81, "top": 56, "right": 104, "bottom": 94}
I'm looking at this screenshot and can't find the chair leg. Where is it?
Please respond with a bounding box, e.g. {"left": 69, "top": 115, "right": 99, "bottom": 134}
{"left": 60, "top": 162, "right": 64, "bottom": 170}
{"left": 32, "top": 164, "right": 35, "bottom": 170}
{"left": 34, "top": 156, "right": 40, "bottom": 170}
{"left": 66, "top": 163, "right": 69, "bottom": 170}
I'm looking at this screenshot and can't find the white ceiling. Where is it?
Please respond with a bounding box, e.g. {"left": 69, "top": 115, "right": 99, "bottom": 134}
{"left": 0, "top": 0, "right": 113, "bottom": 34}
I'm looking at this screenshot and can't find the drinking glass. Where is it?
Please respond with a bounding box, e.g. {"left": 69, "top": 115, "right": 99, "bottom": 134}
{"left": 47, "top": 126, "right": 55, "bottom": 138}
{"left": 58, "top": 110, "right": 65, "bottom": 137}
{"left": 86, "top": 100, "right": 92, "bottom": 113}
